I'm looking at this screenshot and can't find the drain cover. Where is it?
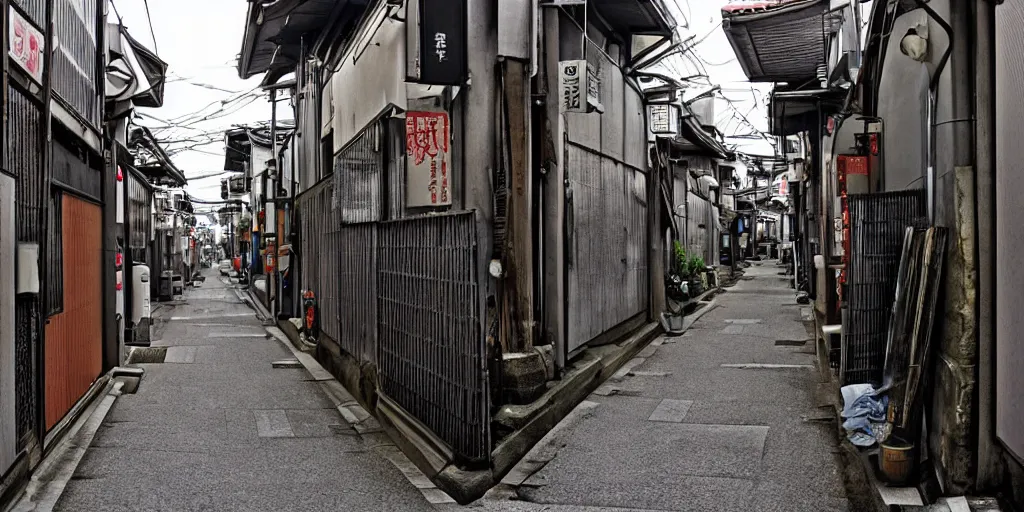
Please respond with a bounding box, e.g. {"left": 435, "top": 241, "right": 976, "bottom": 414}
{"left": 272, "top": 359, "right": 302, "bottom": 369}
{"left": 775, "top": 339, "right": 810, "bottom": 347}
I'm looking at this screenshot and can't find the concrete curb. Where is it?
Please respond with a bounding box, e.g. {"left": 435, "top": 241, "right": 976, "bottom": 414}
{"left": 263, "top": 327, "right": 456, "bottom": 505}
{"left": 496, "top": 303, "right": 720, "bottom": 492}
{"left": 7, "top": 381, "right": 124, "bottom": 512}
{"left": 266, "top": 307, "right": 666, "bottom": 504}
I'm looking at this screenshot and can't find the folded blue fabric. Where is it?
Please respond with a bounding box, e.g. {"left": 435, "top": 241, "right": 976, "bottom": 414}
{"left": 840, "top": 384, "right": 890, "bottom": 446}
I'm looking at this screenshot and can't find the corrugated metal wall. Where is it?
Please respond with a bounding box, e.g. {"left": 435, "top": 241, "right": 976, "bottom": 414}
{"left": 995, "top": 0, "right": 1024, "bottom": 464}
{"left": 5, "top": 85, "right": 45, "bottom": 451}
{"left": 44, "top": 194, "right": 103, "bottom": 431}
{"left": 566, "top": 142, "right": 649, "bottom": 353}
{"left": 376, "top": 212, "right": 487, "bottom": 462}
{"left": 52, "top": 0, "right": 101, "bottom": 128}
{"left": 11, "top": 0, "right": 47, "bottom": 26}
{"left": 674, "top": 173, "right": 720, "bottom": 266}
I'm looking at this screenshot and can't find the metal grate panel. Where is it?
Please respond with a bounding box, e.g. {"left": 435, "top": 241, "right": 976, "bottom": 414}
{"left": 376, "top": 212, "right": 488, "bottom": 463}
{"left": 332, "top": 124, "right": 383, "bottom": 224}
{"left": 126, "top": 169, "right": 153, "bottom": 253}
{"left": 842, "top": 190, "right": 923, "bottom": 385}
{"left": 337, "top": 224, "right": 377, "bottom": 364}
{"left": 297, "top": 180, "right": 341, "bottom": 342}
{"left": 6, "top": 86, "right": 45, "bottom": 451}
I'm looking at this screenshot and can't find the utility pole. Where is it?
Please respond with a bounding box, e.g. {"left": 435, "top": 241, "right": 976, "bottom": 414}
{"left": 262, "top": 79, "right": 296, "bottom": 321}
{"left": 268, "top": 89, "right": 278, "bottom": 319}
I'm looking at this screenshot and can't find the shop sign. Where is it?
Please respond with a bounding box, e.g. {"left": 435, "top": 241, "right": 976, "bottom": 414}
{"left": 419, "top": 0, "right": 467, "bottom": 85}
{"left": 406, "top": 111, "right": 452, "bottom": 207}
{"left": 559, "top": 60, "right": 602, "bottom": 113}
{"left": 649, "top": 104, "right": 677, "bottom": 135}
{"left": 9, "top": 9, "right": 44, "bottom": 84}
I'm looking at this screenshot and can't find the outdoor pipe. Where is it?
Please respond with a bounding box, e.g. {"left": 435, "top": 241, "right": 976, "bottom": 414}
{"left": 913, "top": 0, "right": 953, "bottom": 223}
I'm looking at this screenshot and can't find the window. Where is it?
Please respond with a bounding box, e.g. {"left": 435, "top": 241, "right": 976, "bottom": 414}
{"left": 45, "top": 192, "right": 63, "bottom": 316}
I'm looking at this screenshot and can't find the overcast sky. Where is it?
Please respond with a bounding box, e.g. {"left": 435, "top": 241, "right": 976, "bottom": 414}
{"left": 112, "top": 0, "right": 771, "bottom": 202}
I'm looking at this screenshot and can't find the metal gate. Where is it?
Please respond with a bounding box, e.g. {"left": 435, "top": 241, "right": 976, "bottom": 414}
{"left": 125, "top": 164, "right": 152, "bottom": 262}
{"left": 995, "top": 0, "right": 1024, "bottom": 463}
{"left": 44, "top": 193, "right": 103, "bottom": 431}
{"left": 375, "top": 212, "right": 489, "bottom": 463}
{"left": 565, "top": 142, "right": 649, "bottom": 353}
{"left": 842, "top": 191, "right": 923, "bottom": 385}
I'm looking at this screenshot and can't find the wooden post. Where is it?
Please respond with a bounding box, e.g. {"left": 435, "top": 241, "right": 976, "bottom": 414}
{"left": 503, "top": 59, "right": 534, "bottom": 352}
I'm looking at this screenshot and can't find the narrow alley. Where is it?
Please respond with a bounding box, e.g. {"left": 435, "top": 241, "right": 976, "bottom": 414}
{"left": 20, "top": 260, "right": 857, "bottom": 512}
{"left": 2, "top": 0, "right": 1022, "bottom": 511}
{"left": 461, "top": 261, "right": 857, "bottom": 512}
{"left": 43, "top": 269, "right": 433, "bottom": 512}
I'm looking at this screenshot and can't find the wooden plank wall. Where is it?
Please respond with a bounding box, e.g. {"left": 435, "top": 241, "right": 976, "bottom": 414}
{"left": 44, "top": 194, "right": 103, "bottom": 430}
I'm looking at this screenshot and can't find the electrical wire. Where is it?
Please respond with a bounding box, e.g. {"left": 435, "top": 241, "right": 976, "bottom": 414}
{"left": 142, "top": 0, "right": 158, "bottom": 55}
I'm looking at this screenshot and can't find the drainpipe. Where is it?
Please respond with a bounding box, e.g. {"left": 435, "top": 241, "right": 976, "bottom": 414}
{"left": 972, "top": 0, "right": 1000, "bottom": 490}
{"left": 912, "top": 0, "right": 953, "bottom": 223}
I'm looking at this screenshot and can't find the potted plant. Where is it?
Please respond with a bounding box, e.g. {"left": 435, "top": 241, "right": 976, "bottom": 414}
{"left": 687, "top": 255, "right": 705, "bottom": 296}
{"left": 666, "top": 241, "right": 691, "bottom": 303}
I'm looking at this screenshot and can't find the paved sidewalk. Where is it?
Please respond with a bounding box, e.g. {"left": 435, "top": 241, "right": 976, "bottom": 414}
{"left": 51, "top": 268, "right": 433, "bottom": 512}
{"left": 479, "top": 261, "right": 852, "bottom": 512}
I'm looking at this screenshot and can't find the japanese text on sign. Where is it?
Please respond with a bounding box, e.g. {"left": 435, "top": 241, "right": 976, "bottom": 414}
{"left": 434, "top": 32, "right": 448, "bottom": 62}
{"left": 559, "top": 60, "right": 585, "bottom": 113}
{"left": 9, "top": 9, "right": 44, "bottom": 83}
{"left": 406, "top": 112, "right": 452, "bottom": 207}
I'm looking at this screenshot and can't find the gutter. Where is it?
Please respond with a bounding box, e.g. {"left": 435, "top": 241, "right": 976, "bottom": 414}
{"left": 237, "top": 1, "right": 260, "bottom": 79}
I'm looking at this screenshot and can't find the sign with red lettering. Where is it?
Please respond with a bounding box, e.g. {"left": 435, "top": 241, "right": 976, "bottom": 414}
{"left": 9, "top": 9, "right": 44, "bottom": 84}
{"left": 406, "top": 111, "right": 452, "bottom": 207}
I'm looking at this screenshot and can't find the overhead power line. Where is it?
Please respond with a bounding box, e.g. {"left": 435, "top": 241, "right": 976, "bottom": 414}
{"left": 143, "top": 0, "right": 159, "bottom": 55}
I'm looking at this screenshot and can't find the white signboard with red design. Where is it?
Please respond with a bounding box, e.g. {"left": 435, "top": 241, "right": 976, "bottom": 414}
{"left": 9, "top": 8, "right": 44, "bottom": 84}
{"left": 406, "top": 111, "right": 452, "bottom": 207}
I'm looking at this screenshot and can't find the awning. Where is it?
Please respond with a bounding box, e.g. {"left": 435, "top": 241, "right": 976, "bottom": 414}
{"left": 665, "top": 114, "right": 734, "bottom": 160}
{"left": 768, "top": 86, "right": 846, "bottom": 136}
{"left": 223, "top": 128, "right": 251, "bottom": 173}
{"left": 129, "top": 126, "right": 187, "bottom": 187}
{"left": 237, "top": 0, "right": 370, "bottom": 80}
{"left": 590, "top": 0, "right": 675, "bottom": 37}
{"left": 223, "top": 125, "right": 295, "bottom": 172}
{"left": 722, "top": 0, "right": 829, "bottom": 83}
{"left": 105, "top": 23, "right": 167, "bottom": 120}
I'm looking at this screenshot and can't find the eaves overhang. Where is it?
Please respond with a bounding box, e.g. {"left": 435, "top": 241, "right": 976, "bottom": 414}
{"left": 668, "top": 115, "right": 733, "bottom": 160}
{"left": 589, "top": 0, "right": 676, "bottom": 37}
{"left": 129, "top": 126, "right": 187, "bottom": 187}
{"left": 237, "top": 0, "right": 369, "bottom": 80}
{"left": 768, "top": 86, "right": 846, "bottom": 136}
{"left": 721, "top": 0, "right": 830, "bottom": 83}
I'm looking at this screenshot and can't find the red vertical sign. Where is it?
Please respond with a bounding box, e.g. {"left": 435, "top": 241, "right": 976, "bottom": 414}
{"left": 406, "top": 112, "right": 452, "bottom": 207}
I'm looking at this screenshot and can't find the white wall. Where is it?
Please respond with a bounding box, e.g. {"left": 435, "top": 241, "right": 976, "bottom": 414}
{"left": 324, "top": 2, "right": 408, "bottom": 152}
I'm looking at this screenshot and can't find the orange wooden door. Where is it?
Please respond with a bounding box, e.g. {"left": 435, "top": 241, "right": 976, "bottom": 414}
{"left": 44, "top": 194, "right": 103, "bottom": 431}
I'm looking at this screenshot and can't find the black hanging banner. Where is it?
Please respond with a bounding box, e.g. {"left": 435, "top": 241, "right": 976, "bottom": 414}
{"left": 418, "top": 0, "right": 467, "bottom": 85}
